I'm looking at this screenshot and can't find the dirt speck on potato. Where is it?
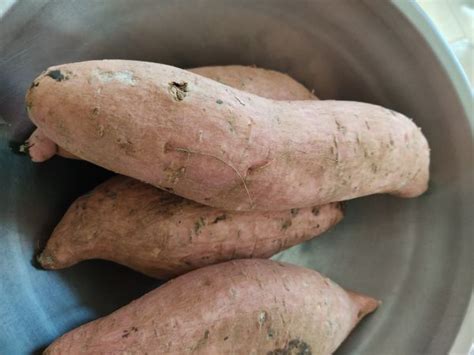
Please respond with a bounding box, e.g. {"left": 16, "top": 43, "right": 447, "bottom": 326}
{"left": 311, "top": 207, "right": 320, "bottom": 216}
{"left": 267, "top": 339, "right": 312, "bottom": 355}
{"left": 193, "top": 329, "right": 210, "bottom": 351}
{"left": 194, "top": 217, "right": 206, "bottom": 235}
{"left": 168, "top": 81, "right": 188, "bottom": 101}
{"left": 212, "top": 214, "right": 227, "bottom": 224}
{"left": 290, "top": 208, "right": 299, "bottom": 216}
{"left": 281, "top": 219, "right": 292, "bottom": 230}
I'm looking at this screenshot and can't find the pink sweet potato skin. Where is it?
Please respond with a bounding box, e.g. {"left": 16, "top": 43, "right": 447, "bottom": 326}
{"left": 38, "top": 175, "right": 343, "bottom": 279}
{"left": 26, "top": 65, "right": 316, "bottom": 162}
{"left": 191, "top": 65, "right": 316, "bottom": 100}
{"left": 27, "top": 128, "right": 78, "bottom": 162}
{"left": 35, "top": 66, "right": 332, "bottom": 278}
{"left": 27, "top": 60, "right": 430, "bottom": 211}
{"left": 43, "top": 259, "right": 379, "bottom": 355}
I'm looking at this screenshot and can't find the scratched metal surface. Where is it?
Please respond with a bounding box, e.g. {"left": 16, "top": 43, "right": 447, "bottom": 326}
{"left": 0, "top": 1, "right": 472, "bottom": 354}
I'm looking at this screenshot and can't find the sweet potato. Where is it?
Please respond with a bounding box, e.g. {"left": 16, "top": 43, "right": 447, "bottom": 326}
{"left": 191, "top": 65, "right": 316, "bottom": 100}
{"left": 36, "top": 65, "right": 332, "bottom": 278}
{"left": 26, "top": 60, "right": 430, "bottom": 211}
{"left": 37, "top": 175, "right": 343, "bottom": 278}
{"left": 43, "top": 259, "right": 379, "bottom": 354}
{"left": 27, "top": 65, "right": 315, "bottom": 162}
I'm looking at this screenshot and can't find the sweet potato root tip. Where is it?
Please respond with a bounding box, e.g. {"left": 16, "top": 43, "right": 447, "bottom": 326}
{"left": 347, "top": 291, "right": 381, "bottom": 321}
{"left": 37, "top": 252, "right": 56, "bottom": 269}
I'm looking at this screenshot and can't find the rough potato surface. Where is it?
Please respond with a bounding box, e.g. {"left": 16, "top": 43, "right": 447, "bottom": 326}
{"left": 38, "top": 175, "right": 343, "bottom": 278}
{"left": 27, "top": 60, "right": 430, "bottom": 210}
{"left": 43, "top": 259, "right": 379, "bottom": 355}
{"left": 27, "top": 65, "right": 316, "bottom": 162}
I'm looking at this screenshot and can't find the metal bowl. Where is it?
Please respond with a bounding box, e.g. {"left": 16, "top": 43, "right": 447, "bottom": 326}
{"left": 0, "top": 1, "right": 472, "bottom": 354}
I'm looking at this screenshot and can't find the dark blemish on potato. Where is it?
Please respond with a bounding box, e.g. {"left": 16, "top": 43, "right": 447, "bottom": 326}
{"left": 203, "top": 278, "right": 212, "bottom": 286}
{"left": 92, "top": 107, "right": 100, "bottom": 115}
{"left": 216, "top": 99, "right": 223, "bottom": 104}
{"left": 193, "top": 329, "right": 210, "bottom": 350}
{"left": 46, "top": 70, "right": 66, "bottom": 82}
{"left": 194, "top": 217, "right": 205, "bottom": 235}
{"left": 268, "top": 339, "right": 312, "bottom": 355}
{"left": 227, "top": 117, "right": 236, "bottom": 133}
{"left": 168, "top": 81, "right": 188, "bottom": 101}
{"left": 335, "top": 119, "right": 346, "bottom": 134}
{"left": 121, "top": 326, "right": 138, "bottom": 338}
{"left": 332, "top": 136, "right": 340, "bottom": 163}
{"left": 116, "top": 137, "right": 135, "bottom": 154}
{"left": 371, "top": 163, "right": 378, "bottom": 173}
{"left": 224, "top": 336, "right": 229, "bottom": 341}
{"left": 281, "top": 219, "right": 292, "bottom": 230}
{"left": 163, "top": 141, "right": 174, "bottom": 153}
{"left": 212, "top": 214, "right": 226, "bottom": 224}
{"left": 247, "top": 159, "right": 272, "bottom": 176}
{"left": 290, "top": 208, "right": 299, "bottom": 216}
{"left": 365, "top": 120, "right": 371, "bottom": 130}
{"left": 311, "top": 207, "right": 320, "bottom": 216}
{"left": 29, "top": 81, "right": 39, "bottom": 89}
{"left": 267, "top": 328, "right": 274, "bottom": 339}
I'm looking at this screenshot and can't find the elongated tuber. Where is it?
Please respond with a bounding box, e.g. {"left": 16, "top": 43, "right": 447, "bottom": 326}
{"left": 27, "top": 60, "right": 429, "bottom": 210}
{"left": 43, "top": 259, "right": 379, "bottom": 354}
